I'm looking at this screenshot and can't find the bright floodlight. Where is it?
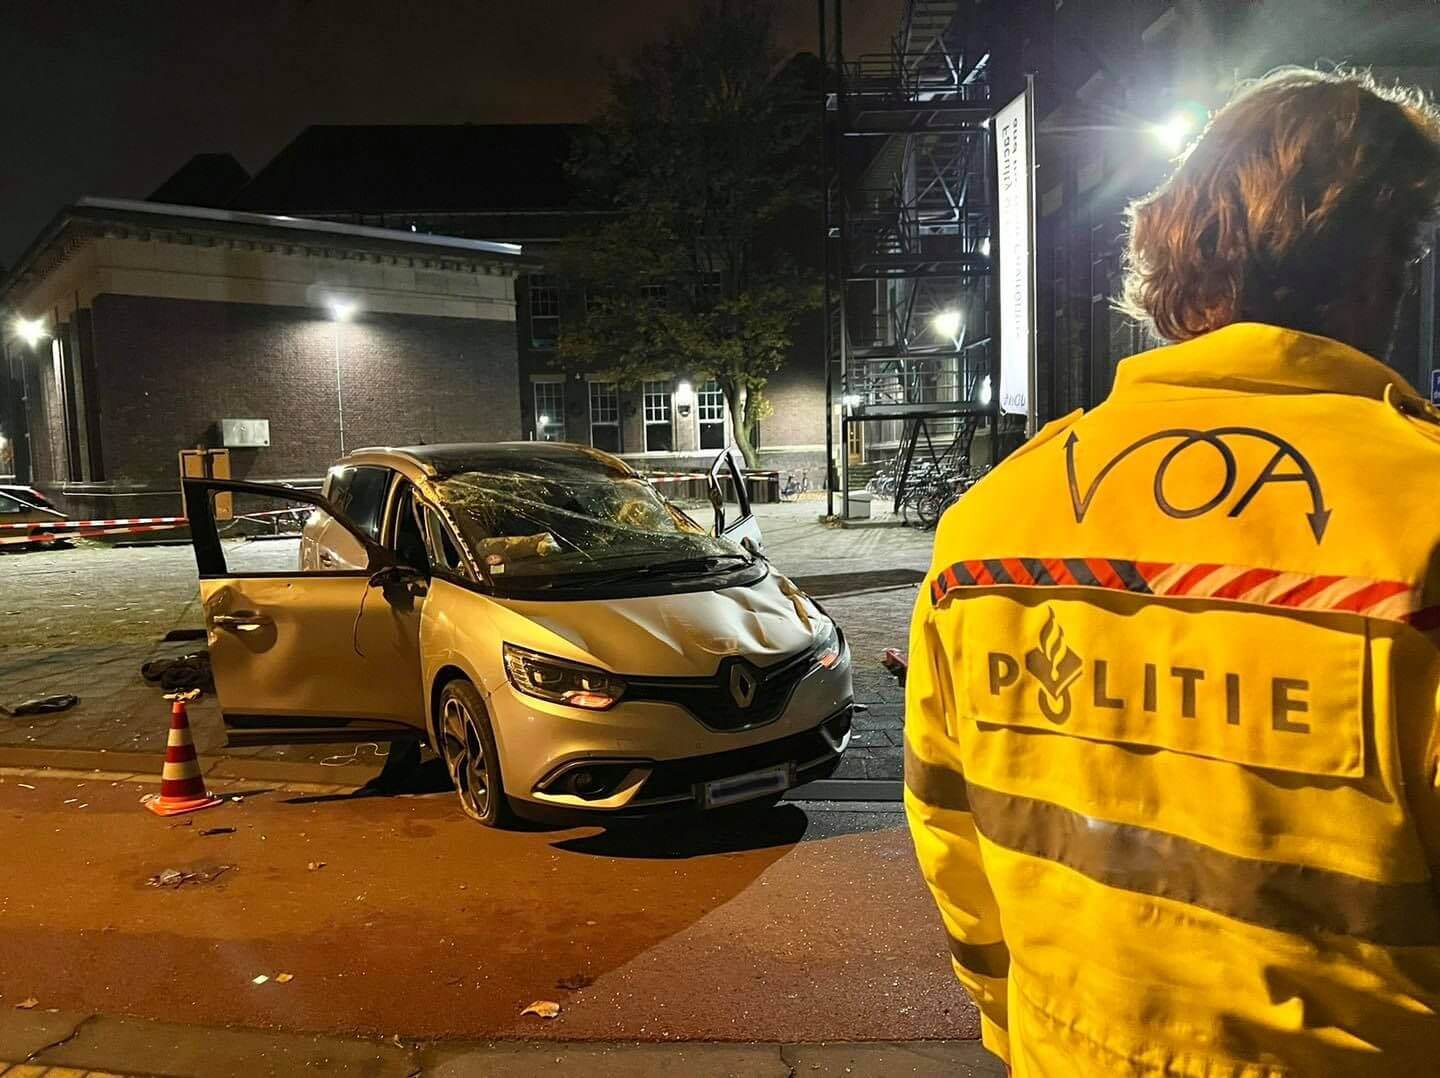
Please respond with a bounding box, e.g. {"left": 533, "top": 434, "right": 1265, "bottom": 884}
{"left": 979, "top": 237, "right": 991, "bottom": 257}
{"left": 932, "top": 309, "right": 963, "bottom": 340}
{"left": 538, "top": 414, "right": 551, "bottom": 427}
{"left": 14, "top": 317, "right": 48, "bottom": 347}
{"left": 327, "top": 298, "right": 358, "bottom": 321}
{"left": 979, "top": 375, "right": 993, "bottom": 407}
{"left": 1150, "top": 112, "right": 1196, "bottom": 155}
{"left": 674, "top": 380, "right": 695, "bottom": 409}
{"left": 841, "top": 393, "right": 862, "bottom": 409}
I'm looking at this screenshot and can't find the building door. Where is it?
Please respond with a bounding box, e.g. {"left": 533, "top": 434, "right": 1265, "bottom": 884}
{"left": 589, "top": 381, "right": 621, "bottom": 452}
{"left": 643, "top": 379, "right": 673, "bottom": 452}
{"left": 698, "top": 379, "right": 727, "bottom": 450}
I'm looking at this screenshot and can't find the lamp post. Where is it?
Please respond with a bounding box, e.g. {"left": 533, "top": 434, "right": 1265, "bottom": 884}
{"left": 6, "top": 317, "right": 53, "bottom": 484}
{"left": 326, "top": 299, "right": 357, "bottom": 455}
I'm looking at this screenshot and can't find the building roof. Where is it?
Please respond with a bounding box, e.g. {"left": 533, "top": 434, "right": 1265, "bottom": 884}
{"left": 231, "top": 124, "right": 586, "bottom": 216}
{"left": 149, "top": 154, "right": 251, "bottom": 208}
{"left": 0, "top": 197, "right": 529, "bottom": 304}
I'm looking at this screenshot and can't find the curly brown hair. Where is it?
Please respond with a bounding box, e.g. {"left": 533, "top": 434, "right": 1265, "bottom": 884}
{"left": 1121, "top": 68, "right": 1440, "bottom": 350}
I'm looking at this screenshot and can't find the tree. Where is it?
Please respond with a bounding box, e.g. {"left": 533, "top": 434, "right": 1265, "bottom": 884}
{"left": 555, "top": 2, "right": 821, "bottom": 468}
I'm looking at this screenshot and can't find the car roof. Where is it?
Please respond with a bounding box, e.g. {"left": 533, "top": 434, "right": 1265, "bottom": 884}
{"left": 340, "top": 442, "right": 640, "bottom": 481}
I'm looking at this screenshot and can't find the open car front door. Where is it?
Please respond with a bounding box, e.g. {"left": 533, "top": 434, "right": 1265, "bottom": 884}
{"left": 707, "top": 450, "right": 764, "bottom": 554}
{"left": 184, "top": 477, "right": 426, "bottom": 747}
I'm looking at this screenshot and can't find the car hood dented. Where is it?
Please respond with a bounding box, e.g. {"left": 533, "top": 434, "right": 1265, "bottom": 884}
{"left": 484, "top": 572, "right": 819, "bottom": 678}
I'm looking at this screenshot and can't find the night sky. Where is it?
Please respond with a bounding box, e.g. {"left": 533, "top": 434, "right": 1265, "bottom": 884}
{"left": 0, "top": 0, "right": 899, "bottom": 267}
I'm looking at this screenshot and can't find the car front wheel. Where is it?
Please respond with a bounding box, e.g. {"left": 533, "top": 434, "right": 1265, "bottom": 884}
{"left": 436, "top": 679, "right": 512, "bottom": 828}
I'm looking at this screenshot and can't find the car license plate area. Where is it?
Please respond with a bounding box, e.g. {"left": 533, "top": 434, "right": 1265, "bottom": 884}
{"left": 699, "top": 764, "right": 793, "bottom": 809}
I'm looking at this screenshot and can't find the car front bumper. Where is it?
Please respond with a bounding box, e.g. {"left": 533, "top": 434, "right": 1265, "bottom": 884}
{"left": 487, "top": 652, "right": 853, "bottom": 819}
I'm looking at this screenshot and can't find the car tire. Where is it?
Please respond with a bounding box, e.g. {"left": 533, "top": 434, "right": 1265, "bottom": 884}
{"left": 435, "top": 679, "right": 513, "bottom": 828}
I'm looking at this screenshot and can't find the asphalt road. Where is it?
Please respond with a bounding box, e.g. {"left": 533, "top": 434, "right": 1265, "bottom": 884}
{"left": 0, "top": 771, "right": 976, "bottom": 1044}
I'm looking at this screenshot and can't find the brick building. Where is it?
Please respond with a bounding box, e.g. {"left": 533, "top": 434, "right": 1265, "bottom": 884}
{"left": 0, "top": 198, "right": 528, "bottom": 516}
{"left": 228, "top": 124, "right": 831, "bottom": 484}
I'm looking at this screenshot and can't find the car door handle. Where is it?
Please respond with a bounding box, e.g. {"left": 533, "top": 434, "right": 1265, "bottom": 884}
{"left": 318, "top": 551, "right": 336, "bottom": 567}
{"left": 212, "top": 612, "right": 272, "bottom": 631}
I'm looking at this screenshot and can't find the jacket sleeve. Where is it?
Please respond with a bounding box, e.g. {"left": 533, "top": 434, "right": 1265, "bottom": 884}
{"left": 903, "top": 589, "right": 1011, "bottom": 1062}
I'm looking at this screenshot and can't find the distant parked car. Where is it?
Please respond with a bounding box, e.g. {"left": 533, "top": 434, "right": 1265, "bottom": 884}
{"left": 184, "top": 442, "right": 852, "bottom": 828}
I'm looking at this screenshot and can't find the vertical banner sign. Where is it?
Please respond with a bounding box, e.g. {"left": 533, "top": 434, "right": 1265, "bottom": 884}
{"left": 996, "top": 82, "right": 1037, "bottom": 432}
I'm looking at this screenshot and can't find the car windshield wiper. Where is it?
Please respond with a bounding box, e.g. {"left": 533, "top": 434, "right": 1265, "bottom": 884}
{"left": 518, "top": 554, "right": 752, "bottom": 590}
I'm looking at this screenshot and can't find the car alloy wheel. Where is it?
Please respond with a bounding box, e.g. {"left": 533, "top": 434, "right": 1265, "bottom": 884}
{"left": 436, "top": 681, "right": 509, "bottom": 827}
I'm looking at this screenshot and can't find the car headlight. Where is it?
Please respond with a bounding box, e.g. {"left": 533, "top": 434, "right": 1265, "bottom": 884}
{"left": 503, "top": 644, "right": 625, "bottom": 710}
{"left": 814, "top": 616, "right": 844, "bottom": 669}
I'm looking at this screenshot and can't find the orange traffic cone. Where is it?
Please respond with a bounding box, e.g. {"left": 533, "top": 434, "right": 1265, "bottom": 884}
{"left": 144, "top": 690, "right": 222, "bottom": 817}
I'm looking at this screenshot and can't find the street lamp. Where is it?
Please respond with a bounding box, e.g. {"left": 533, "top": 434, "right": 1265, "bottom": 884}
{"left": 325, "top": 298, "right": 358, "bottom": 454}
{"left": 932, "top": 309, "right": 963, "bottom": 342}
{"left": 12, "top": 317, "right": 49, "bottom": 347}
{"left": 1149, "top": 103, "right": 1206, "bottom": 156}
{"left": 978, "top": 375, "right": 993, "bottom": 407}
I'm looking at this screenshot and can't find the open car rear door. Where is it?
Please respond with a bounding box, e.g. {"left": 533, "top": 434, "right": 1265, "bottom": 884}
{"left": 707, "top": 450, "right": 764, "bottom": 554}
{"left": 184, "top": 477, "right": 426, "bottom": 747}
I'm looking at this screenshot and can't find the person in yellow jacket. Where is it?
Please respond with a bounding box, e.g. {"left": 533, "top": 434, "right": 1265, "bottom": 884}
{"left": 905, "top": 68, "right": 1440, "bottom": 1076}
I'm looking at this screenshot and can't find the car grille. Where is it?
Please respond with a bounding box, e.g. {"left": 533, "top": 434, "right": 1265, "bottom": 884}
{"left": 633, "top": 707, "right": 852, "bottom": 802}
{"left": 627, "top": 647, "right": 819, "bottom": 732}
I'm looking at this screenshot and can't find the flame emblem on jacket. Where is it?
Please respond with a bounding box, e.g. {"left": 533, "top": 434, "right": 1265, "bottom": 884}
{"left": 1025, "top": 609, "right": 1083, "bottom": 723}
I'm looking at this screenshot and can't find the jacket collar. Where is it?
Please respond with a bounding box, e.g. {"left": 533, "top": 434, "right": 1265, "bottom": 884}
{"left": 1111, "top": 322, "right": 1422, "bottom": 404}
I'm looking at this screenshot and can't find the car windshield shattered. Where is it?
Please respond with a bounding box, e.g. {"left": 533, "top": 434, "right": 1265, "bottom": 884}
{"left": 434, "top": 458, "right": 752, "bottom": 589}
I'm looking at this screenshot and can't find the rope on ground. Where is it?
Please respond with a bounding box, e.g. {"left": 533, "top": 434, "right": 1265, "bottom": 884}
{"left": 319, "top": 742, "right": 390, "bottom": 767}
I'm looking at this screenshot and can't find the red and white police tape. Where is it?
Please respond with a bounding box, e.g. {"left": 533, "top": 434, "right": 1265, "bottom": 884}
{"left": 0, "top": 516, "right": 189, "bottom": 546}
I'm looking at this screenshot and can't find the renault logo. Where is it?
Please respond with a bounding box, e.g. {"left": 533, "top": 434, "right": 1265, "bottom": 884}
{"left": 729, "top": 663, "right": 759, "bottom": 709}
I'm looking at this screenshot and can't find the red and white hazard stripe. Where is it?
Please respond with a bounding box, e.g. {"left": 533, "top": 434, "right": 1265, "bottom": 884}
{"left": 0, "top": 516, "right": 188, "bottom": 546}
{"left": 930, "top": 555, "right": 1432, "bottom": 627}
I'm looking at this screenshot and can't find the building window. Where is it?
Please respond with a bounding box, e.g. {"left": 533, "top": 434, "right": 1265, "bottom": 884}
{"left": 533, "top": 381, "right": 565, "bottom": 441}
{"left": 694, "top": 270, "right": 723, "bottom": 304}
{"left": 529, "top": 274, "right": 560, "bottom": 349}
{"left": 589, "top": 381, "right": 621, "bottom": 453}
{"left": 643, "top": 379, "right": 673, "bottom": 452}
{"left": 698, "top": 379, "right": 726, "bottom": 450}
{"left": 639, "top": 282, "right": 668, "bottom": 304}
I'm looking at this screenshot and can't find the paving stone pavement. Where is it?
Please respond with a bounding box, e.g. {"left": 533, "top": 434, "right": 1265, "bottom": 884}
{"left": 0, "top": 502, "right": 938, "bottom": 781}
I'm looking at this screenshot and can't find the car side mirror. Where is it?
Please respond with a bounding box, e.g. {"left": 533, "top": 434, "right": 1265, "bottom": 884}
{"left": 369, "top": 565, "right": 428, "bottom": 598}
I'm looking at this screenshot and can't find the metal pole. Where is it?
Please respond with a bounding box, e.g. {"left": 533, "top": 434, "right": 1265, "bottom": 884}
{"left": 986, "top": 92, "right": 1002, "bottom": 467}
{"left": 334, "top": 321, "right": 347, "bottom": 456}
{"left": 820, "top": 0, "right": 835, "bottom": 518}
{"left": 1024, "top": 73, "right": 1039, "bottom": 440}
{"left": 1421, "top": 227, "right": 1436, "bottom": 398}
{"left": 836, "top": 0, "right": 850, "bottom": 522}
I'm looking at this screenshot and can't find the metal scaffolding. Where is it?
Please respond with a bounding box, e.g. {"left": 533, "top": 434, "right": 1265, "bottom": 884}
{"left": 820, "top": 0, "right": 998, "bottom": 520}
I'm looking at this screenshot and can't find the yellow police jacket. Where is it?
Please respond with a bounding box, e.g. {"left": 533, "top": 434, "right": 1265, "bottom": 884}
{"left": 905, "top": 323, "right": 1440, "bottom": 1076}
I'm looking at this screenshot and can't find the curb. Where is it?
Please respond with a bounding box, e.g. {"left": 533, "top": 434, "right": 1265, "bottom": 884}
{"left": 0, "top": 1009, "right": 1003, "bottom": 1078}
{"left": 0, "top": 744, "right": 376, "bottom": 790}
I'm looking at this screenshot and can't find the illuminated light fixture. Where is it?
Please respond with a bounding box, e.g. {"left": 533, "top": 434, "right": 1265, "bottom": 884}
{"left": 979, "top": 237, "right": 991, "bottom": 257}
{"left": 674, "top": 380, "right": 695, "bottom": 409}
{"left": 1149, "top": 103, "right": 1206, "bottom": 156}
{"left": 538, "top": 413, "right": 551, "bottom": 427}
{"left": 932, "top": 309, "right": 963, "bottom": 340}
{"left": 978, "top": 375, "right": 993, "bottom": 407}
{"left": 13, "top": 317, "right": 48, "bottom": 347}
{"left": 841, "top": 393, "right": 862, "bottom": 409}
{"left": 326, "top": 298, "right": 358, "bottom": 321}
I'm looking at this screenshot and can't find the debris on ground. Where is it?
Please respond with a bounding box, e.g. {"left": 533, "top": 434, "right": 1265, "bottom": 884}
{"left": 0, "top": 694, "right": 80, "bottom": 718}
{"left": 275, "top": 973, "right": 294, "bottom": 983}
{"left": 252, "top": 975, "right": 269, "bottom": 985}
{"left": 146, "top": 864, "right": 235, "bottom": 888}
{"left": 140, "top": 652, "right": 213, "bottom": 693}
{"left": 16, "top": 783, "right": 34, "bottom": 790}
{"left": 521, "top": 1000, "right": 562, "bottom": 1019}
{"left": 556, "top": 973, "right": 594, "bottom": 991}
{"left": 200, "top": 827, "right": 237, "bottom": 837}
{"left": 14, "top": 997, "right": 38, "bottom": 1010}
{"left": 307, "top": 861, "right": 326, "bottom": 871}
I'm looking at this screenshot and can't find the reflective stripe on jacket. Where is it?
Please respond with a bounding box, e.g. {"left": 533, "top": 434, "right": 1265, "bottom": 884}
{"left": 905, "top": 323, "right": 1440, "bottom": 1076}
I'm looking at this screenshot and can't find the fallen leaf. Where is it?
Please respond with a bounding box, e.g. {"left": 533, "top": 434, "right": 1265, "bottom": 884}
{"left": 252, "top": 975, "right": 269, "bottom": 985}
{"left": 15, "top": 998, "right": 38, "bottom": 1010}
{"left": 521, "top": 1000, "right": 561, "bottom": 1019}
{"left": 306, "top": 861, "right": 326, "bottom": 871}
{"left": 275, "top": 973, "right": 294, "bottom": 983}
